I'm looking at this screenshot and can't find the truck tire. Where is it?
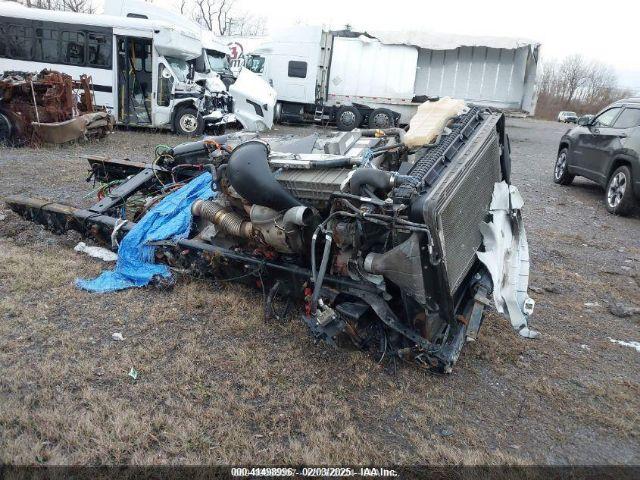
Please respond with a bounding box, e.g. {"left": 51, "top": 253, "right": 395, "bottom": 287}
{"left": 605, "top": 165, "right": 635, "bottom": 216}
{"left": 336, "top": 106, "right": 362, "bottom": 131}
{"left": 174, "top": 106, "right": 204, "bottom": 136}
{"left": 368, "top": 108, "right": 396, "bottom": 129}
{"left": 0, "top": 111, "right": 13, "bottom": 144}
{"left": 274, "top": 102, "right": 283, "bottom": 123}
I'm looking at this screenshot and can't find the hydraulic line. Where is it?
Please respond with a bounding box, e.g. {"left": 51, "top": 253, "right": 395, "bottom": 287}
{"left": 311, "top": 233, "right": 333, "bottom": 314}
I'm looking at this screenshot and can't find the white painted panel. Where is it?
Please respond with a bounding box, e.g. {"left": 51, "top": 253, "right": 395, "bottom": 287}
{"left": 468, "top": 46, "right": 487, "bottom": 100}
{"left": 454, "top": 46, "right": 473, "bottom": 99}
{"left": 495, "top": 49, "right": 514, "bottom": 102}
{"left": 413, "top": 49, "right": 430, "bottom": 95}
{"left": 480, "top": 48, "right": 501, "bottom": 101}
{"left": 328, "top": 37, "right": 417, "bottom": 100}
{"left": 429, "top": 50, "right": 446, "bottom": 96}
{"left": 509, "top": 47, "right": 528, "bottom": 104}
{"left": 411, "top": 45, "right": 531, "bottom": 110}
{"left": 441, "top": 50, "right": 458, "bottom": 97}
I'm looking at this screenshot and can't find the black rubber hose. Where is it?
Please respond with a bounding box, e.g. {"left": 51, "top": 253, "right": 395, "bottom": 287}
{"left": 308, "top": 157, "right": 353, "bottom": 168}
{"left": 349, "top": 169, "right": 393, "bottom": 195}
{"left": 169, "top": 135, "right": 228, "bottom": 161}
{"left": 227, "top": 141, "right": 302, "bottom": 211}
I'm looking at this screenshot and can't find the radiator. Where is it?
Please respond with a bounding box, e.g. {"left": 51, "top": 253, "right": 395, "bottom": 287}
{"left": 422, "top": 116, "right": 502, "bottom": 294}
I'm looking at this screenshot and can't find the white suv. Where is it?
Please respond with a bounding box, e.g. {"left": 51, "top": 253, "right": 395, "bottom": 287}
{"left": 557, "top": 111, "right": 578, "bottom": 123}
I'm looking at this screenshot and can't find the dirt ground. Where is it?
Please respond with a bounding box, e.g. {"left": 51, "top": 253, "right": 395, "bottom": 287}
{"left": 0, "top": 119, "right": 638, "bottom": 466}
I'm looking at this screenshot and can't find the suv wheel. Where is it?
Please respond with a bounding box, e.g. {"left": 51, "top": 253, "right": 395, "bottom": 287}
{"left": 553, "top": 148, "right": 574, "bottom": 185}
{"left": 605, "top": 165, "right": 635, "bottom": 216}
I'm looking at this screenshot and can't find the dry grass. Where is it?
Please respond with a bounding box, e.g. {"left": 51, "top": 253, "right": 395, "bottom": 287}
{"left": 0, "top": 220, "right": 638, "bottom": 466}
{"left": 1, "top": 124, "right": 639, "bottom": 465}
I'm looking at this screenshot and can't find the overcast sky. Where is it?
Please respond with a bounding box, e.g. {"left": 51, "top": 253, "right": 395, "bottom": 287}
{"left": 156, "top": 0, "right": 639, "bottom": 91}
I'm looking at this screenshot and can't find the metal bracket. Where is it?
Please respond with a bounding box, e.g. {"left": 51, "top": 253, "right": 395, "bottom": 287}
{"left": 89, "top": 168, "right": 157, "bottom": 214}
{"left": 466, "top": 285, "right": 489, "bottom": 342}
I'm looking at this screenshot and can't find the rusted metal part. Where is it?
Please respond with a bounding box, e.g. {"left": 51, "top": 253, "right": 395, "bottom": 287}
{"left": 32, "top": 117, "right": 88, "bottom": 144}
{"left": 78, "top": 74, "right": 96, "bottom": 113}
{"left": 4, "top": 194, "right": 375, "bottom": 297}
{"left": 0, "top": 69, "right": 113, "bottom": 145}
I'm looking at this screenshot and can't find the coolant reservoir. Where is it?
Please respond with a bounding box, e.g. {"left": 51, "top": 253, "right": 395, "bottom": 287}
{"left": 405, "top": 97, "right": 467, "bottom": 149}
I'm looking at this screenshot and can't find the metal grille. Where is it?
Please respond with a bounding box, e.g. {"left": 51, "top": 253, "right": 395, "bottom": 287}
{"left": 438, "top": 135, "right": 501, "bottom": 293}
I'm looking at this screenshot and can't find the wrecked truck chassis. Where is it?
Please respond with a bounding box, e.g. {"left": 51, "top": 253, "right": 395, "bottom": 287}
{"left": 4, "top": 192, "right": 475, "bottom": 371}
{"left": 5, "top": 108, "right": 536, "bottom": 372}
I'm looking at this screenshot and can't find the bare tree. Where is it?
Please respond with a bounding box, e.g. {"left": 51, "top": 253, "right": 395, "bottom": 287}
{"left": 58, "top": 0, "right": 95, "bottom": 13}
{"left": 536, "top": 54, "right": 632, "bottom": 120}
{"left": 231, "top": 13, "right": 266, "bottom": 36}
{"left": 177, "top": 0, "right": 265, "bottom": 36}
{"left": 193, "top": 0, "right": 235, "bottom": 35}
{"left": 16, "top": 0, "right": 94, "bottom": 13}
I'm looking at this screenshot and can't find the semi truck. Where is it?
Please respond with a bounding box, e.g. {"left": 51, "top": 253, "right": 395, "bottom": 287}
{"left": 245, "top": 26, "right": 540, "bottom": 130}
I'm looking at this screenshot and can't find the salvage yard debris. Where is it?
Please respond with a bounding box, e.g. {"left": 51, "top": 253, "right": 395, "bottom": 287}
{"left": 608, "top": 338, "right": 640, "bottom": 353}
{"left": 128, "top": 367, "right": 139, "bottom": 381}
{"left": 0, "top": 69, "right": 114, "bottom": 146}
{"left": 74, "top": 242, "right": 118, "bottom": 262}
{"left": 5, "top": 99, "right": 538, "bottom": 373}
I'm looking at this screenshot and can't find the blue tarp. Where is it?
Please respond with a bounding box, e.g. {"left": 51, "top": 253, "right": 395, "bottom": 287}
{"left": 76, "top": 172, "right": 214, "bottom": 293}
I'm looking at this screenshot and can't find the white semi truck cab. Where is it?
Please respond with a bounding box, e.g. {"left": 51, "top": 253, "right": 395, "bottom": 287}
{"left": 246, "top": 26, "right": 540, "bottom": 131}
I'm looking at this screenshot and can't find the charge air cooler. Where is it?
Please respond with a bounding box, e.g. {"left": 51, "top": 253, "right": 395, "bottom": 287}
{"left": 396, "top": 109, "right": 504, "bottom": 312}
{"left": 426, "top": 121, "right": 501, "bottom": 294}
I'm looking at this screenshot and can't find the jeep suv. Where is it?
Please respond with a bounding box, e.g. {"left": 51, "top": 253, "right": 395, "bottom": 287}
{"left": 554, "top": 98, "right": 640, "bottom": 215}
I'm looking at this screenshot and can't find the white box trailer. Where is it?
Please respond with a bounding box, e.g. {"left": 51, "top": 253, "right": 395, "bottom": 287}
{"left": 245, "top": 26, "right": 540, "bottom": 130}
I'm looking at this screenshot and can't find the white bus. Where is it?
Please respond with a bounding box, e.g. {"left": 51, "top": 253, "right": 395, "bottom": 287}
{"left": 102, "top": 0, "right": 276, "bottom": 131}
{"left": 0, "top": 2, "right": 275, "bottom": 134}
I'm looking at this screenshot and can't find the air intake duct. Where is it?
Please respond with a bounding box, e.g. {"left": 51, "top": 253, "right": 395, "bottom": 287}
{"left": 363, "top": 234, "right": 427, "bottom": 305}
{"left": 227, "top": 141, "right": 302, "bottom": 211}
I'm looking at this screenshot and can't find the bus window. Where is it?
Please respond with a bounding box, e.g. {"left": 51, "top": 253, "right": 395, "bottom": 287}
{"left": 206, "top": 49, "right": 231, "bottom": 74}
{"left": 34, "top": 27, "right": 60, "bottom": 63}
{"left": 145, "top": 44, "right": 152, "bottom": 72}
{"left": 166, "top": 57, "right": 189, "bottom": 82}
{"left": 157, "top": 63, "right": 173, "bottom": 107}
{"left": 61, "top": 31, "right": 85, "bottom": 65}
{"left": 88, "top": 33, "right": 111, "bottom": 68}
{"left": 7, "top": 24, "right": 33, "bottom": 60}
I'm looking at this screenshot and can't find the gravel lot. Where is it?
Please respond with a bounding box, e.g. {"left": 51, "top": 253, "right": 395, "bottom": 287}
{"left": 0, "top": 118, "right": 639, "bottom": 465}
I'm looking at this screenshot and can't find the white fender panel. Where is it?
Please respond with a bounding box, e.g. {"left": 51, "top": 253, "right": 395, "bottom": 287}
{"left": 477, "top": 181, "right": 539, "bottom": 339}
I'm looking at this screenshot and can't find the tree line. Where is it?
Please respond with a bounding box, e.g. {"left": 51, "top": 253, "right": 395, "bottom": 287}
{"left": 177, "top": 0, "right": 266, "bottom": 37}
{"left": 10, "top": 0, "right": 266, "bottom": 37}
{"left": 536, "top": 54, "right": 633, "bottom": 120}
{"left": 12, "top": 0, "right": 95, "bottom": 13}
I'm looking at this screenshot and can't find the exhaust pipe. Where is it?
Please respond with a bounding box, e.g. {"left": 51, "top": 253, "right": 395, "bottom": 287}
{"left": 192, "top": 199, "right": 253, "bottom": 238}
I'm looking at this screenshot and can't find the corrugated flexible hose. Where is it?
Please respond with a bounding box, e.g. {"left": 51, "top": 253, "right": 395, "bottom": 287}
{"left": 192, "top": 199, "right": 252, "bottom": 238}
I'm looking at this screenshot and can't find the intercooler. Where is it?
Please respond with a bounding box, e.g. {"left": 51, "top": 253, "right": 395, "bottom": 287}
{"left": 428, "top": 129, "right": 501, "bottom": 293}
{"left": 411, "top": 110, "right": 503, "bottom": 295}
